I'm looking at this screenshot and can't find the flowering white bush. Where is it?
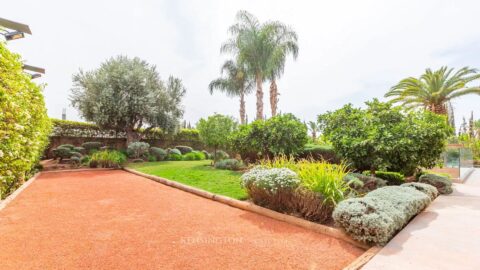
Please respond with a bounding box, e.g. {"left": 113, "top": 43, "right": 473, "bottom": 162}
{"left": 241, "top": 166, "right": 300, "bottom": 193}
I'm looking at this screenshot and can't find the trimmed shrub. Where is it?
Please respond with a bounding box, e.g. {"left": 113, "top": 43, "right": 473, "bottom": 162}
{"left": 167, "top": 148, "right": 182, "bottom": 156}
{"left": 214, "top": 159, "right": 244, "bottom": 170}
{"left": 71, "top": 156, "right": 81, "bottom": 167}
{"left": 149, "top": 147, "right": 167, "bottom": 161}
{"left": 167, "top": 153, "right": 183, "bottom": 161}
{"left": 418, "top": 174, "right": 453, "bottom": 195}
{"left": 344, "top": 173, "right": 386, "bottom": 194}
{"left": 132, "top": 158, "right": 144, "bottom": 163}
{"left": 81, "top": 142, "right": 103, "bottom": 151}
{"left": 57, "top": 144, "right": 75, "bottom": 150}
{"left": 298, "top": 144, "right": 340, "bottom": 163}
{"left": 364, "top": 171, "right": 405, "bottom": 185}
{"left": 127, "top": 142, "right": 150, "bottom": 159}
{"left": 71, "top": 152, "right": 83, "bottom": 159}
{"left": 202, "top": 150, "right": 211, "bottom": 159}
{"left": 213, "top": 150, "right": 229, "bottom": 161}
{"left": 72, "top": 147, "right": 86, "bottom": 154}
{"left": 401, "top": 182, "right": 439, "bottom": 200}
{"left": 81, "top": 156, "right": 90, "bottom": 165}
{"left": 147, "top": 154, "right": 157, "bottom": 162}
{"left": 241, "top": 167, "right": 300, "bottom": 211}
{"left": 193, "top": 151, "right": 205, "bottom": 160}
{"left": 53, "top": 147, "right": 73, "bottom": 161}
{"left": 175, "top": 145, "right": 193, "bottom": 154}
{"left": 183, "top": 151, "right": 206, "bottom": 161}
{"left": 333, "top": 184, "right": 436, "bottom": 245}
{"left": 90, "top": 150, "right": 126, "bottom": 168}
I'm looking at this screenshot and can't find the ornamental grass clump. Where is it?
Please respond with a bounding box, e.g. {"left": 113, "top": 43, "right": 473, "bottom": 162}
{"left": 90, "top": 150, "right": 126, "bottom": 168}
{"left": 333, "top": 183, "right": 437, "bottom": 245}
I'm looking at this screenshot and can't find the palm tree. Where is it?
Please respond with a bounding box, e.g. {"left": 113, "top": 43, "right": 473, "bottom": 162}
{"left": 265, "top": 23, "right": 298, "bottom": 117}
{"left": 307, "top": 121, "right": 319, "bottom": 141}
{"left": 209, "top": 60, "right": 253, "bottom": 124}
{"left": 385, "top": 66, "right": 480, "bottom": 115}
{"left": 221, "top": 11, "right": 274, "bottom": 120}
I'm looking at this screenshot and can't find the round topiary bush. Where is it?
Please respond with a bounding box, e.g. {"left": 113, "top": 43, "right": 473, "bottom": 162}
{"left": 149, "top": 147, "right": 167, "bottom": 161}
{"left": 81, "top": 142, "right": 103, "bottom": 151}
{"left": 127, "top": 142, "right": 150, "bottom": 159}
{"left": 72, "top": 146, "right": 86, "bottom": 154}
{"left": 214, "top": 159, "right": 244, "bottom": 170}
{"left": 418, "top": 174, "right": 453, "bottom": 195}
{"left": 53, "top": 147, "right": 73, "bottom": 161}
{"left": 167, "top": 148, "right": 182, "bottom": 156}
{"left": 175, "top": 145, "right": 193, "bottom": 154}
{"left": 213, "top": 150, "right": 229, "bottom": 161}
{"left": 57, "top": 144, "right": 75, "bottom": 150}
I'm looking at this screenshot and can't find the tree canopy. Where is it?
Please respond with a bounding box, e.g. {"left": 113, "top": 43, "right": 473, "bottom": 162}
{"left": 197, "top": 114, "right": 237, "bottom": 161}
{"left": 70, "top": 56, "right": 186, "bottom": 144}
{"left": 319, "top": 99, "right": 453, "bottom": 175}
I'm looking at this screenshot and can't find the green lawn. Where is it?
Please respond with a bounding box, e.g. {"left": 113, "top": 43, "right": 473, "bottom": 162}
{"left": 128, "top": 160, "right": 247, "bottom": 200}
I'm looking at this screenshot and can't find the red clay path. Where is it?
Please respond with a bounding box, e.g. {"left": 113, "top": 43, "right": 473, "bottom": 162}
{"left": 0, "top": 170, "right": 363, "bottom": 269}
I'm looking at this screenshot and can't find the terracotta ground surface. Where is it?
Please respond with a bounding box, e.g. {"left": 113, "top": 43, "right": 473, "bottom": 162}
{"left": 0, "top": 170, "right": 363, "bottom": 270}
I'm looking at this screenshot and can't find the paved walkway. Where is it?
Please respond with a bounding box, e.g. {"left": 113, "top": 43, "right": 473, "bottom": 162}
{"left": 363, "top": 169, "right": 480, "bottom": 270}
{"left": 0, "top": 170, "right": 363, "bottom": 270}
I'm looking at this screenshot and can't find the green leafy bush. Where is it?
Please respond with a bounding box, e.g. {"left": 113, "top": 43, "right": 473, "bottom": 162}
{"left": 229, "top": 113, "right": 308, "bottom": 162}
{"left": 319, "top": 99, "right": 452, "bottom": 175}
{"left": 167, "top": 153, "right": 183, "bottom": 161}
{"left": 0, "top": 42, "right": 52, "bottom": 198}
{"left": 149, "top": 147, "right": 167, "bottom": 161}
{"left": 175, "top": 145, "right": 193, "bottom": 154}
{"left": 147, "top": 154, "right": 157, "bottom": 162}
{"left": 298, "top": 144, "right": 340, "bottom": 163}
{"left": 364, "top": 171, "right": 405, "bottom": 185}
{"left": 127, "top": 142, "right": 150, "bottom": 159}
{"left": 81, "top": 155, "right": 90, "bottom": 165}
{"left": 197, "top": 114, "right": 237, "bottom": 164}
{"left": 214, "top": 159, "right": 244, "bottom": 170}
{"left": 90, "top": 150, "right": 126, "bottom": 168}
{"left": 81, "top": 142, "right": 103, "bottom": 151}
{"left": 344, "top": 173, "right": 386, "bottom": 194}
{"left": 333, "top": 183, "right": 437, "bottom": 245}
{"left": 182, "top": 152, "right": 197, "bottom": 161}
{"left": 418, "top": 174, "right": 453, "bottom": 195}
{"left": 192, "top": 151, "right": 205, "bottom": 160}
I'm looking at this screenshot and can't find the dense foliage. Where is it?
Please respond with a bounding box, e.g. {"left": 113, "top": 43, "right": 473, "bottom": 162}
{"left": 214, "top": 159, "right": 245, "bottom": 170}
{"left": 297, "top": 143, "right": 340, "bottom": 163}
{"left": 70, "top": 56, "right": 186, "bottom": 144}
{"left": 127, "top": 142, "right": 150, "bottom": 159}
{"left": 333, "top": 183, "right": 437, "bottom": 245}
{"left": 197, "top": 114, "right": 237, "bottom": 162}
{"left": 319, "top": 99, "right": 452, "bottom": 175}
{"left": 0, "top": 42, "right": 52, "bottom": 198}
{"left": 229, "top": 113, "right": 308, "bottom": 162}
{"left": 90, "top": 150, "right": 127, "bottom": 168}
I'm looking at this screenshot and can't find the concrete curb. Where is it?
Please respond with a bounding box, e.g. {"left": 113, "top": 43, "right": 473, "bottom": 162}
{"left": 123, "top": 167, "right": 370, "bottom": 250}
{"left": 0, "top": 173, "right": 41, "bottom": 211}
{"left": 342, "top": 246, "right": 382, "bottom": 270}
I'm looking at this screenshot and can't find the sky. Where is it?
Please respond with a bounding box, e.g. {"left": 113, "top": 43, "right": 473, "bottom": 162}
{"left": 3, "top": 0, "right": 480, "bottom": 129}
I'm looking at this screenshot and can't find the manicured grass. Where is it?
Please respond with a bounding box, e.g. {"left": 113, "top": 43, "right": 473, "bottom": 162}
{"left": 128, "top": 160, "right": 247, "bottom": 200}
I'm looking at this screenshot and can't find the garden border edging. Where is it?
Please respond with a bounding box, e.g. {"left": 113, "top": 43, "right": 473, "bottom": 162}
{"left": 123, "top": 167, "right": 370, "bottom": 250}
{"left": 0, "top": 173, "right": 40, "bottom": 211}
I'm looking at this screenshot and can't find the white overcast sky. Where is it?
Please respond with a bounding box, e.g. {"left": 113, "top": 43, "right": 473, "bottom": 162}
{"left": 4, "top": 0, "right": 480, "bottom": 129}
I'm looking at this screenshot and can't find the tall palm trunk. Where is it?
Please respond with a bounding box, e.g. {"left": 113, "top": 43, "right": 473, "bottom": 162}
{"left": 239, "top": 91, "right": 246, "bottom": 124}
{"left": 255, "top": 73, "right": 263, "bottom": 120}
{"left": 269, "top": 79, "right": 279, "bottom": 117}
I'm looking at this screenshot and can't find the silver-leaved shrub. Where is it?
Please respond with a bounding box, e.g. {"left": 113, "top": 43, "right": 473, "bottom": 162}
{"left": 241, "top": 166, "right": 300, "bottom": 193}
{"left": 333, "top": 183, "right": 438, "bottom": 245}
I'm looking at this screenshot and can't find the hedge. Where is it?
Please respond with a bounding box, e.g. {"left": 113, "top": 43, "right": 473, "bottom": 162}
{"left": 0, "top": 42, "right": 52, "bottom": 198}
{"left": 333, "top": 183, "right": 437, "bottom": 245}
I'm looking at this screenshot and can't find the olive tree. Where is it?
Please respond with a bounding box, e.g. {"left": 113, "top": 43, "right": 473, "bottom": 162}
{"left": 197, "top": 114, "right": 237, "bottom": 163}
{"left": 70, "top": 56, "right": 186, "bottom": 144}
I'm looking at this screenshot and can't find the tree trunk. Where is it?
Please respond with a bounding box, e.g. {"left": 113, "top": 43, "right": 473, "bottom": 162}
{"left": 255, "top": 74, "right": 264, "bottom": 120}
{"left": 430, "top": 103, "right": 447, "bottom": 115}
{"left": 126, "top": 128, "right": 138, "bottom": 145}
{"left": 312, "top": 131, "right": 317, "bottom": 141}
{"left": 269, "top": 79, "right": 278, "bottom": 117}
{"left": 239, "top": 91, "right": 246, "bottom": 125}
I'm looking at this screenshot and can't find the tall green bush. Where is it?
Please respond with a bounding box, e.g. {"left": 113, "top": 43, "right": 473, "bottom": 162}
{"left": 319, "top": 99, "right": 452, "bottom": 175}
{"left": 197, "top": 114, "right": 237, "bottom": 163}
{"left": 229, "top": 113, "right": 308, "bottom": 162}
{"left": 0, "top": 42, "right": 52, "bottom": 198}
